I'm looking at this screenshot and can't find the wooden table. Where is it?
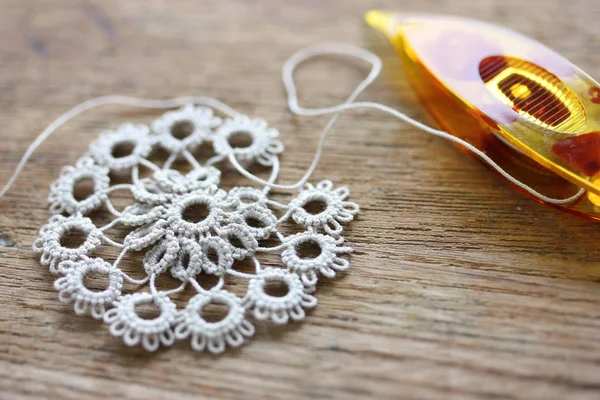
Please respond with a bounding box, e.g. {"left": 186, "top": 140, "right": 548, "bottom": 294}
{"left": 2, "top": 1, "right": 600, "bottom": 399}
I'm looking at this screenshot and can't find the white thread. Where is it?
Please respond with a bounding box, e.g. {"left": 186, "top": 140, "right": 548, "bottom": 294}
{"left": 0, "top": 45, "right": 584, "bottom": 204}
{"left": 0, "top": 45, "right": 584, "bottom": 205}
{"left": 268, "top": 43, "right": 584, "bottom": 204}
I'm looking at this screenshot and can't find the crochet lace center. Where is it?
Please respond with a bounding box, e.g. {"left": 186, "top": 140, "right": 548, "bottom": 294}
{"left": 34, "top": 104, "right": 359, "bottom": 353}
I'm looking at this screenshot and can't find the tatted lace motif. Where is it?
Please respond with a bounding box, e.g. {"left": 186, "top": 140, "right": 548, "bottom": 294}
{"left": 34, "top": 104, "right": 359, "bottom": 353}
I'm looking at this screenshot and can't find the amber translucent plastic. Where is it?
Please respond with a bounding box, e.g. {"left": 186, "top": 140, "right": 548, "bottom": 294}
{"left": 366, "top": 10, "right": 600, "bottom": 220}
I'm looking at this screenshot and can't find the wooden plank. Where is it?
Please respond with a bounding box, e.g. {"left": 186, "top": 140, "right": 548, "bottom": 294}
{"left": 1, "top": 0, "right": 600, "bottom": 399}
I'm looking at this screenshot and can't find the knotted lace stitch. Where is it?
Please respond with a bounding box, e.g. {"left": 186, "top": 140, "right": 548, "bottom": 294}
{"left": 33, "top": 103, "right": 359, "bottom": 353}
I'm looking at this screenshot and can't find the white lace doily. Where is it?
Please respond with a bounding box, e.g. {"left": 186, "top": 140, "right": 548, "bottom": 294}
{"left": 33, "top": 104, "right": 359, "bottom": 353}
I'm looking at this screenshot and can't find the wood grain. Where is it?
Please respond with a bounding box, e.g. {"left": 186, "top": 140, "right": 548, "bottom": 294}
{"left": 2, "top": 0, "right": 600, "bottom": 399}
